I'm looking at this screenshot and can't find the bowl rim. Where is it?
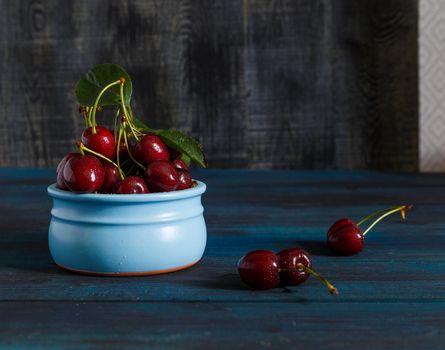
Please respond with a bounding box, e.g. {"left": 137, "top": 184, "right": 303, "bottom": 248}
{"left": 47, "top": 180, "right": 206, "bottom": 203}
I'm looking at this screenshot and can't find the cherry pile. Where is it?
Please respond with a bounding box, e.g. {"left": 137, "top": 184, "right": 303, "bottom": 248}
{"left": 56, "top": 77, "right": 194, "bottom": 194}
{"left": 237, "top": 205, "right": 412, "bottom": 294}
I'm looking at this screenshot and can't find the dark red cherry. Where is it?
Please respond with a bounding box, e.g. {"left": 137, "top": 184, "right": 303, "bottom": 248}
{"left": 172, "top": 159, "right": 189, "bottom": 172}
{"left": 62, "top": 155, "right": 104, "bottom": 193}
{"left": 135, "top": 135, "right": 169, "bottom": 164}
{"left": 168, "top": 147, "right": 181, "bottom": 160}
{"left": 145, "top": 161, "right": 179, "bottom": 192}
{"left": 237, "top": 250, "right": 280, "bottom": 290}
{"left": 277, "top": 248, "right": 312, "bottom": 285}
{"left": 177, "top": 170, "right": 192, "bottom": 190}
{"left": 100, "top": 164, "right": 121, "bottom": 193}
{"left": 81, "top": 126, "right": 116, "bottom": 160}
{"left": 56, "top": 153, "right": 78, "bottom": 190}
{"left": 327, "top": 219, "right": 364, "bottom": 255}
{"left": 115, "top": 176, "right": 149, "bottom": 194}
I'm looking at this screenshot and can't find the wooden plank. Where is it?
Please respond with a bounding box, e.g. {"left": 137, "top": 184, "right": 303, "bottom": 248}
{"left": 0, "top": 0, "right": 418, "bottom": 170}
{"left": 0, "top": 169, "right": 444, "bottom": 302}
{"left": 1, "top": 301, "right": 445, "bottom": 350}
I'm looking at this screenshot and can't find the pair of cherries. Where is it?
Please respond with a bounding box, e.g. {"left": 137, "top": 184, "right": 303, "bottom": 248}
{"left": 238, "top": 205, "right": 412, "bottom": 293}
{"left": 238, "top": 248, "right": 338, "bottom": 294}
{"left": 56, "top": 125, "right": 192, "bottom": 194}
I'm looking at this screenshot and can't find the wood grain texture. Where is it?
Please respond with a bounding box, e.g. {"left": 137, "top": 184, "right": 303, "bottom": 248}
{"left": 0, "top": 0, "right": 418, "bottom": 170}
{"left": 1, "top": 169, "right": 445, "bottom": 349}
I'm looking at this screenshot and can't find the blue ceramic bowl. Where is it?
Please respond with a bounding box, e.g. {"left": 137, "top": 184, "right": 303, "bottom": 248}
{"left": 47, "top": 181, "right": 207, "bottom": 276}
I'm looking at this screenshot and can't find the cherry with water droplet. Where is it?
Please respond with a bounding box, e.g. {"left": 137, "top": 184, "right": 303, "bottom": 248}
{"left": 237, "top": 250, "right": 280, "bottom": 290}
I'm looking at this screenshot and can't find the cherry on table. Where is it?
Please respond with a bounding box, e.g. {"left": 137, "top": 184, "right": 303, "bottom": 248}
{"left": 81, "top": 126, "right": 116, "bottom": 160}
{"left": 327, "top": 219, "right": 363, "bottom": 255}
{"left": 237, "top": 250, "right": 280, "bottom": 290}
{"left": 327, "top": 206, "right": 412, "bottom": 256}
{"left": 115, "top": 176, "right": 149, "bottom": 194}
{"left": 238, "top": 248, "right": 338, "bottom": 294}
{"left": 277, "top": 248, "right": 312, "bottom": 285}
{"left": 62, "top": 154, "right": 104, "bottom": 193}
{"left": 145, "top": 161, "right": 179, "bottom": 192}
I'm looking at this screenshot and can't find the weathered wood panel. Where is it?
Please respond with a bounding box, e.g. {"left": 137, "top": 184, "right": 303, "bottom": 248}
{"left": 0, "top": 0, "right": 418, "bottom": 170}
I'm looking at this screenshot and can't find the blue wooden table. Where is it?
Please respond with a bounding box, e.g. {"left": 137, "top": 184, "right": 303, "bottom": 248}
{"left": 1, "top": 169, "right": 444, "bottom": 349}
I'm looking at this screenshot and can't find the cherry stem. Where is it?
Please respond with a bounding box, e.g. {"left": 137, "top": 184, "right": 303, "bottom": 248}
{"left": 279, "top": 264, "right": 339, "bottom": 295}
{"left": 113, "top": 108, "right": 120, "bottom": 142}
{"left": 77, "top": 142, "right": 125, "bottom": 180}
{"left": 91, "top": 79, "right": 122, "bottom": 134}
{"left": 357, "top": 206, "right": 401, "bottom": 226}
{"left": 122, "top": 121, "right": 146, "bottom": 170}
{"left": 119, "top": 83, "right": 141, "bottom": 141}
{"left": 362, "top": 205, "right": 412, "bottom": 237}
{"left": 87, "top": 107, "right": 93, "bottom": 127}
{"left": 116, "top": 126, "right": 124, "bottom": 178}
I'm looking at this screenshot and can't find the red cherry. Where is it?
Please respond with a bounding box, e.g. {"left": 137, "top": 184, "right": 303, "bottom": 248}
{"left": 115, "top": 176, "right": 149, "bottom": 194}
{"left": 177, "top": 170, "right": 192, "bottom": 190}
{"left": 145, "top": 161, "right": 179, "bottom": 192}
{"left": 62, "top": 155, "right": 104, "bottom": 193}
{"left": 327, "top": 219, "right": 364, "bottom": 255}
{"left": 237, "top": 250, "right": 280, "bottom": 290}
{"left": 56, "top": 153, "right": 78, "bottom": 190}
{"left": 172, "top": 159, "right": 189, "bottom": 172}
{"left": 277, "top": 248, "right": 312, "bottom": 285}
{"left": 168, "top": 147, "right": 181, "bottom": 160}
{"left": 134, "top": 135, "right": 169, "bottom": 164}
{"left": 100, "top": 164, "right": 121, "bottom": 193}
{"left": 81, "top": 126, "right": 116, "bottom": 160}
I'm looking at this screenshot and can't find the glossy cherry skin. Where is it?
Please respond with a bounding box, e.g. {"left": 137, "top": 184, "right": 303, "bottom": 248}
{"left": 100, "top": 164, "right": 121, "bottom": 193}
{"left": 277, "top": 248, "right": 312, "bottom": 285}
{"left": 145, "top": 161, "right": 179, "bottom": 192}
{"left": 177, "top": 170, "right": 192, "bottom": 190}
{"left": 62, "top": 155, "right": 104, "bottom": 193}
{"left": 115, "top": 176, "right": 149, "bottom": 194}
{"left": 172, "top": 159, "right": 189, "bottom": 172}
{"left": 134, "top": 135, "right": 169, "bottom": 164}
{"left": 237, "top": 250, "right": 280, "bottom": 290}
{"left": 56, "top": 153, "right": 78, "bottom": 190}
{"left": 327, "top": 218, "right": 364, "bottom": 255}
{"left": 81, "top": 126, "right": 116, "bottom": 160}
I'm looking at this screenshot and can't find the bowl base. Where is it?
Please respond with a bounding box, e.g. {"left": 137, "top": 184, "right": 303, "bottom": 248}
{"left": 55, "top": 260, "right": 200, "bottom": 277}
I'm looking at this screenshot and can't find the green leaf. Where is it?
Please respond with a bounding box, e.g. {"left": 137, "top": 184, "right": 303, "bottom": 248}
{"left": 135, "top": 119, "right": 207, "bottom": 168}
{"left": 75, "top": 63, "right": 132, "bottom": 106}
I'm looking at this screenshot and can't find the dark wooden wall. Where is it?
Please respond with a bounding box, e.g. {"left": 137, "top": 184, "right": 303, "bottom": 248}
{"left": 0, "top": 0, "right": 418, "bottom": 170}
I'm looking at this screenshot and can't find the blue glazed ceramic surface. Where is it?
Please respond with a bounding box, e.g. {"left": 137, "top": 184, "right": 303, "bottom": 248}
{"left": 47, "top": 181, "right": 207, "bottom": 275}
